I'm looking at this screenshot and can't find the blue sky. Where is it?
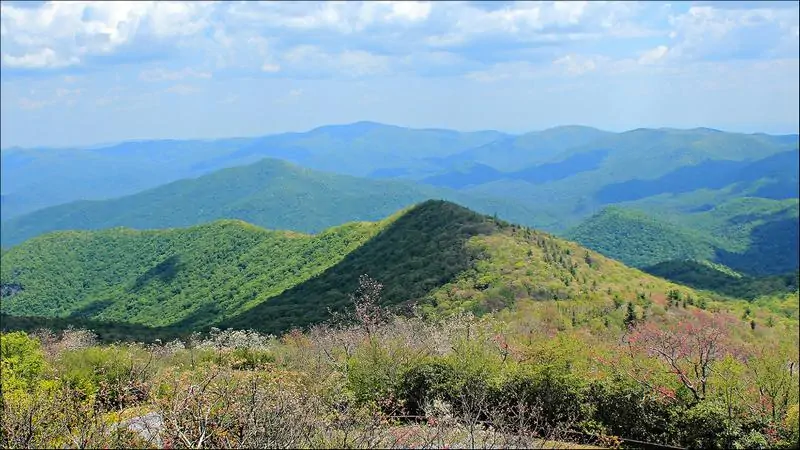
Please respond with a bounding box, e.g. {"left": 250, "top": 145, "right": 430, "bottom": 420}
{"left": 1, "top": 0, "right": 798, "bottom": 148}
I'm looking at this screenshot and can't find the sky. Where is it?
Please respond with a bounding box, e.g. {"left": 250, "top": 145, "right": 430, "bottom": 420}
{"left": 1, "top": 0, "right": 798, "bottom": 149}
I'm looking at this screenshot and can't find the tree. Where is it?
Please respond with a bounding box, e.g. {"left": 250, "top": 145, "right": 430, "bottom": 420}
{"left": 627, "top": 312, "right": 730, "bottom": 403}
{"left": 748, "top": 345, "right": 799, "bottom": 422}
{"left": 624, "top": 302, "right": 637, "bottom": 329}
{"left": 351, "top": 274, "right": 387, "bottom": 338}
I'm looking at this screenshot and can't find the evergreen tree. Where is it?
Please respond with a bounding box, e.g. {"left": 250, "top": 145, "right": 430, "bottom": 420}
{"left": 624, "top": 302, "right": 637, "bottom": 328}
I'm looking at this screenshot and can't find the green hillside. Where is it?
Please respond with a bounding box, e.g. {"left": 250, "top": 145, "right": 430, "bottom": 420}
{"left": 459, "top": 130, "right": 798, "bottom": 231}
{"left": 1, "top": 201, "right": 694, "bottom": 335}
{"left": 566, "top": 199, "right": 800, "bottom": 275}
{"left": 643, "top": 259, "right": 799, "bottom": 300}
{"left": 564, "top": 207, "right": 716, "bottom": 267}
{"left": 0, "top": 123, "right": 506, "bottom": 220}
{"left": 0, "top": 158, "right": 554, "bottom": 247}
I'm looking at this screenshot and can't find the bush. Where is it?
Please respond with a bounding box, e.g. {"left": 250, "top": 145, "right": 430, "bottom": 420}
{"left": 492, "top": 366, "right": 586, "bottom": 435}
{"left": 0, "top": 331, "right": 48, "bottom": 393}
{"left": 396, "top": 359, "right": 466, "bottom": 416}
{"left": 55, "top": 345, "right": 152, "bottom": 409}
{"left": 679, "top": 400, "right": 741, "bottom": 449}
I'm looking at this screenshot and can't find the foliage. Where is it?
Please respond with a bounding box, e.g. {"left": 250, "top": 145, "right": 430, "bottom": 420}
{"left": 567, "top": 198, "right": 799, "bottom": 276}
{"left": 1, "top": 158, "right": 544, "bottom": 247}
{"left": 0, "top": 122, "right": 506, "bottom": 220}
{"left": 0, "top": 331, "right": 47, "bottom": 392}
{"left": 645, "top": 260, "right": 799, "bottom": 300}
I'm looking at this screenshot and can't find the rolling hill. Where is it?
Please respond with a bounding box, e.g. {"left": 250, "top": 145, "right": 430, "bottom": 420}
{"left": 564, "top": 207, "right": 716, "bottom": 268}
{"left": 1, "top": 201, "right": 697, "bottom": 336}
{"left": 426, "top": 125, "right": 613, "bottom": 172}
{"left": 642, "top": 259, "right": 799, "bottom": 300}
{"left": 0, "top": 158, "right": 555, "bottom": 248}
{"left": 566, "top": 198, "right": 800, "bottom": 275}
{"left": 7, "top": 123, "right": 794, "bottom": 226}
{"left": 0, "top": 122, "right": 507, "bottom": 220}
{"left": 445, "top": 129, "right": 799, "bottom": 230}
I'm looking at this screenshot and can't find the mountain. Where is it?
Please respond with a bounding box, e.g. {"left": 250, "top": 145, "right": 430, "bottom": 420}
{"left": 595, "top": 149, "right": 800, "bottom": 204}
{"left": 566, "top": 198, "right": 800, "bottom": 276}
{"left": 458, "top": 131, "right": 798, "bottom": 231}
{"left": 1, "top": 201, "right": 695, "bottom": 336}
{"left": 427, "top": 125, "right": 613, "bottom": 172}
{"left": 0, "top": 158, "right": 554, "bottom": 248}
{"left": 422, "top": 149, "right": 610, "bottom": 189}
{"left": 643, "top": 259, "right": 799, "bottom": 300}
{"left": 564, "top": 207, "right": 716, "bottom": 268}
{"left": 0, "top": 122, "right": 507, "bottom": 220}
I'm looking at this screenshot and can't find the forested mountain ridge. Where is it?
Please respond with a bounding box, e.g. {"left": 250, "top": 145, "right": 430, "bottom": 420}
{"left": 1, "top": 200, "right": 704, "bottom": 335}
{"left": 0, "top": 158, "right": 553, "bottom": 248}
{"left": 3, "top": 123, "right": 797, "bottom": 279}
{"left": 0, "top": 122, "right": 507, "bottom": 220}
{"left": 5, "top": 122, "right": 794, "bottom": 224}
{"left": 566, "top": 198, "right": 799, "bottom": 276}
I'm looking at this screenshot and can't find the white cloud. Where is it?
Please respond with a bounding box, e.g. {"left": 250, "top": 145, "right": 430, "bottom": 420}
{"left": 425, "top": 1, "right": 643, "bottom": 48}
{"left": 553, "top": 54, "right": 599, "bottom": 75}
{"left": 261, "top": 63, "right": 281, "bottom": 73}
{"left": 139, "top": 68, "right": 212, "bottom": 82}
{"left": 385, "top": 1, "right": 431, "bottom": 22}
{"left": 2, "top": 48, "right": 77, "bottom": 69}
{"left": 281, "top": 45, "right": 391, "bottom": 77}
{"left": 227, "top": 1, "right": 432, "bottom": 34}
{"left": 1, "top": 1, "right": 213, "bottom": 69}
{"left": 667, "top": 5, "right": 799, "bottom": 61}
{"left": 638, "top": 45, "right": 669, "bottom": 65}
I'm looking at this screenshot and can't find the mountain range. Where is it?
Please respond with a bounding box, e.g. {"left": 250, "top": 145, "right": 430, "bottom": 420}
{"left": 0, "top": 201, "right": 703, "bottom": 337}
{"left": 1, "top": 121, "right": 798, "bottom": 282}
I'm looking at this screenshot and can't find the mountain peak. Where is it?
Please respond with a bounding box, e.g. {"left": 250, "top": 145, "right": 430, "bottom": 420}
{"left": 309, "top": 121, "right": 399, "bottom": 137}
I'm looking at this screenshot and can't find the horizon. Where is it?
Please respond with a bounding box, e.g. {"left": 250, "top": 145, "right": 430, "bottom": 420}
{"left": 2, "top": 120, "right": 799, "bottom": 152}
{"left": 1, "top": 1, "right": 798, "bottom": 149}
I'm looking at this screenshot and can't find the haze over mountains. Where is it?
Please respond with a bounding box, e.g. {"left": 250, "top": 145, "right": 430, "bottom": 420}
{"left": 2, "top": 121, "right": 798, "bottom": 280}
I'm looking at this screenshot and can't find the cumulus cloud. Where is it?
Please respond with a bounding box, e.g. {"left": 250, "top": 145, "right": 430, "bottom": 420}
{"left": 0, "top": 1, "right": 797, "bottom": 82}
{"left": 667, "top": 5, "right": 800, "bottom": 61}
{"left": 1, "top": 1, "right": 213, "bottom": 69}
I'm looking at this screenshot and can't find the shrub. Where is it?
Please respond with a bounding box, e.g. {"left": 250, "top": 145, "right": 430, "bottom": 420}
{"left": 588, "top": 377, "right": 682, "bottom": 445}
{"left": 55, "top": 345, "right": 152, "bottom": 409}
{"left": 0, "top": 331, "right": 47, "bottom": 393}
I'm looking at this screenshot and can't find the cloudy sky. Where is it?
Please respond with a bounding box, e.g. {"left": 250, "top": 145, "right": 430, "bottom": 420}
{"left": 1, "top": 1, "right": 798, "bottom": 148}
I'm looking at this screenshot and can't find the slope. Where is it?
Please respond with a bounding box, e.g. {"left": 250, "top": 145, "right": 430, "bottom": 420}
{"left": 428, "top": 125, "right": 612, "bottom": 172}
{"left": 2, "top": 201, "right": 697, "bottom": 336}
{"left": 0, "top": 122, "right": 506, "bottom": 220}
{"left": 0, "top": 218, "right": 389, "bottom": 329}
{"left": 566, "top": 199, "right": 800, "bottom": 275}
{"left": 643, "top": 260, "right": 799, "bottom": 300}
{"left": 0, "top": 158, "right": 552, "bottom": 247}
{"left": 564, "top": 207, "right": 716, "bottom": 268}
{"left": 459, "top": 129, "right": 798, "bottom": 230}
